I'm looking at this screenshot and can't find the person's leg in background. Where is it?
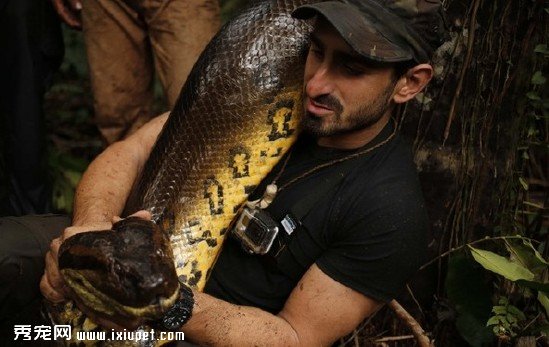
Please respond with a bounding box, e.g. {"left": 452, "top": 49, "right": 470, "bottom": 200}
{"left": 0, "top": 0, "right": 64, "bottom": 216}
{"left": 145, "top": 0, "right": 221, "bottom": 110}
{"left": 0, "top": 214, "right": 71, "bottom": 344}
{"left": 81, "top": 0, "right": 154, "bottom": 144}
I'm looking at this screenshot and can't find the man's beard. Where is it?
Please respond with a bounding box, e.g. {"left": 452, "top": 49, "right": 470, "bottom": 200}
{"left": 301, "top": 84, "right": 394, "bottom": 138}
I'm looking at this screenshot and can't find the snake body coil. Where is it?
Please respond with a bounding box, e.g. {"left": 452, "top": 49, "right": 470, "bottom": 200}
{"left": 52, "top": 0, "right": 315, "bottom": 344}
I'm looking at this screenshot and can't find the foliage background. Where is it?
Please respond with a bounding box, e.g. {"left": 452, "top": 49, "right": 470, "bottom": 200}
{"left": 40, "top": 0, "right": 252, "bottom": 212}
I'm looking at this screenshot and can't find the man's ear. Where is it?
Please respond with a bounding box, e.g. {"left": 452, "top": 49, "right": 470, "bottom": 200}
{"left": 392, "top": 64, "right": 433, "bottom": 104}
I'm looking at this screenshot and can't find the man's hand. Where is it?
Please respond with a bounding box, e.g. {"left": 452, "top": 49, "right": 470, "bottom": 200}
{"left": 39, "top": 221, "right": 112, "bottom": 303}
{"left": 111, "top": 210, "right": 152, "bottom": 224}
{"left": 40, "top": 211, "right": 153, "bottom": 304}
{"left": 40, "top": 210, "right": 154, "bottom": 331}
{"left": 50, "top": 0, "right": 82, "bottom": 29}
{"left": 37, "top": 113, "right": 166, "bottom": 323}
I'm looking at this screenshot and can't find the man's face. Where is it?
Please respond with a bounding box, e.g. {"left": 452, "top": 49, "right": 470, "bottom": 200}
{"left": 302, "top": 19, "right": 399, "bottom": 139}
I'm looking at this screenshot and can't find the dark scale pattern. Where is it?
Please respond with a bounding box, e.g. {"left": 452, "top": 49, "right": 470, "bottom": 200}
{"left": 154, "top": 284, "right": 195, "bottom": 331}
{"left": 52, "top": 1, "right": 320, "bottom": 345}
{"left": 59, "top": 217, "right": 178, "bottom": 310}
{"left": 124, "top": 0, "right": 315, "bottom": 223}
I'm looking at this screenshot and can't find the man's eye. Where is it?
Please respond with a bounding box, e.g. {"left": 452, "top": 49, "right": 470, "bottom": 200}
{"left": 310, "top": 46, "right": 323, "bottom": 58}
{"left": 343, "top": 64, "right": 366, "bottom": 76}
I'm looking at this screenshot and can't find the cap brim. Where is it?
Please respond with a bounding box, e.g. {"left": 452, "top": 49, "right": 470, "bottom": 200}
{"left": 292, "top": 1, "right": 413, "bottom": 62}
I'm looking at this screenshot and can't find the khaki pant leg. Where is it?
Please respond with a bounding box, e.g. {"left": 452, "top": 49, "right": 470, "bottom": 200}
{"left": 144, "top": 0, "right": 221, "bottom": 108}
{"left": 82, "top": 0, "right": 154, "bottom": 144}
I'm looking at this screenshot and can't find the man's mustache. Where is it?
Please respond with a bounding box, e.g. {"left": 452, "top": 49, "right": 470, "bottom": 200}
{"left": 310, "top": 94, "right": 343, "bottom": 114}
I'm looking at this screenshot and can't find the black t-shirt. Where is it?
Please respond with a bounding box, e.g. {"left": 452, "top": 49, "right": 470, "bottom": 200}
{"left": 204, "top": 122, "right": 429, "bottom": 313}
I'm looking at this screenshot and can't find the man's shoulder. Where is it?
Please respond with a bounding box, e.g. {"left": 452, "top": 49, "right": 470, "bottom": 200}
{"left": 345, "top": 135, "right": 421, "bottom": 196}
{"left": 326, "top": 134, "right": 427, "bottom": 231}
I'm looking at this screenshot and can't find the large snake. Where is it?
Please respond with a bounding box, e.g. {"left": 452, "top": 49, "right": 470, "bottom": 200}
{"left": 49, "top": 0, "right": 315, "bottom": 344}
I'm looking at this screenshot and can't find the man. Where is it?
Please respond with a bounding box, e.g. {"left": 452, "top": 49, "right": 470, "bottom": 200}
{"left": 50, "top": 0, "right": 220, "bottom": 143}
{"left": 2, "top": 0, "right": 447, "bottom": 344}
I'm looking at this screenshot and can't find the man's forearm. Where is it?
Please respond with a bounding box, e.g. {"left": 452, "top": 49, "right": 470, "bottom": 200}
{"left": 71, "top": 113, "right": 168, "bottom": 226}
{"left": 183, "top": 292, "right": 302, "bottom": 346}
{"left": 72, "top": 141, "right": 142, "bottom": 225}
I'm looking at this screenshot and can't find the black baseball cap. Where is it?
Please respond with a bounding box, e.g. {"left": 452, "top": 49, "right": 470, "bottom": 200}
{"left": 292, "top": 0, "right": 447, "bottom": 63}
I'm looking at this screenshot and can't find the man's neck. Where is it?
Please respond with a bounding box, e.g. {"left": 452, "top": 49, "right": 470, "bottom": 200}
{"left": 316, "top": 115, "right": 391, "bottom": 150}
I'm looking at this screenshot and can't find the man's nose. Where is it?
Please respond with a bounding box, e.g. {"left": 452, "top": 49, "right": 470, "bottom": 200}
{"left": 305, "top": 65, "right": 333, "bottom": 98}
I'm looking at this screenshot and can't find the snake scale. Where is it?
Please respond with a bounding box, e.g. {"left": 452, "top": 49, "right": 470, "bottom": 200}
{"left": 49, "top": 0, "right": 317, "bottom": 345}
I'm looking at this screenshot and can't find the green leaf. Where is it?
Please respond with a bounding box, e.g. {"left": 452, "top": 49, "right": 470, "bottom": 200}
{"left": 516, "top": 279, "right": 549, "bottom": 294}
{"left": 506, "top": 240, "right": 548, "bottom": 276}
{"left": 522, "top": 239, "right": 549, "bottom": 266}
{"left": 469, "top": 246, "right": 535, "bottom": 282}
{"left": 538, "top": 292, "right": 549, "bottom": 317}
{"left": 492, "top": 325, "right": 500, "bottom": 335}
{"left": 531, "top": 71, "right": 546, "bottom": 85}
{"left": 527, "top": 125, "right": 538, "bottom": 137}
{"left": 64, "top": 170, "right": 83, "bottom": 188}
{"left": 526, "top": 91, "right": 541, "bottom": 100}
{"left": 492, "top": 306, "right": 507, "bottom": 315}
{"left": 507, "top": 305, "right": 526, "bottom": 321}
{"left": 52, "top": 175, "right": 75, "bottom": 213}
{"left": 534, "top": 44, "right": 549, "bottom": 54}
{"left": 415, "top": 92, "right": 433, "bottom": 106}
{"left": 486, "top": 315, "right": 504, "bottom": 326}
{"left": 506, "top": 314, "right": 517, "bottom": 324}
{"left": 519, "top": 177, "right": 529, "bottom": 190}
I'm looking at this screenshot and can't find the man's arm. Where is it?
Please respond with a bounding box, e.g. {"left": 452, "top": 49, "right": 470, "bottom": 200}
{"left": 183, "top": 264, "right": 382, "bottom": 346}
{"left": 40, "top": 113, "right": 168, "bottom": 303}
{"left": 71, "top": 113, "right": 168, "bottom": 226}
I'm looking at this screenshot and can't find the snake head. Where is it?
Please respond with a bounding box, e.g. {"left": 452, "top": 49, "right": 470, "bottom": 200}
{"left": 58, "top": 217, "right": 180, "bottom": 322}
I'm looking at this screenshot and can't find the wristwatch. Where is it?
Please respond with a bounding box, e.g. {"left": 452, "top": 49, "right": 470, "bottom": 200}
{"left": 155, "top": 283, "right": 195, "bottom": 331}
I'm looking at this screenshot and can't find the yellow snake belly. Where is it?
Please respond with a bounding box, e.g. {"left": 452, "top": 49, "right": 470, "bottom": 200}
{"left": 48, "top": 0, "right": 316, "bottom": 345}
